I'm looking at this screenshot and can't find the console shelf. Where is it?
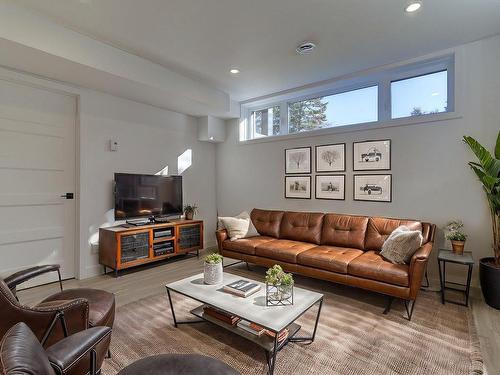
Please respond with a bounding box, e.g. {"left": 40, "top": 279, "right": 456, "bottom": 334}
{"left": 99, "top": 219, "right": 203, "bottom": 276}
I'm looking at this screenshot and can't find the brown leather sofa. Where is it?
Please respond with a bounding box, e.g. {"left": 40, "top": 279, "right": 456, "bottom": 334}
{"left": 216, "top": 209, "right": 435, "bottom": 319}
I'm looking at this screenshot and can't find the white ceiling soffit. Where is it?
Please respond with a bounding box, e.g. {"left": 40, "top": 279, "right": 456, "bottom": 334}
{"left": 0, "top": 2, "right": 231, "bottom": 117}
{"left": 7, "top": 0, "right": 500, "bottom": 103}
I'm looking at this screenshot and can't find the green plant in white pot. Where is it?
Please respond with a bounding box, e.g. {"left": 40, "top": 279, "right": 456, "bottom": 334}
{"left": 204, "top": 253, "right": 223, "bottom": 285}
{"left": 463, "top": 131, "right": 500, "bottom": 309}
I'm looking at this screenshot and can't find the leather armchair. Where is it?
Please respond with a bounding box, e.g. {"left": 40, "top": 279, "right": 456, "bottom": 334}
{"left": 0, "top": 279, "right": 89, "bottom": 347}
{"left": 0, "top": 322, "right": 111, "bottom": 375}
{"left": 0, "top": 265, "right": 115, "bottom": 350}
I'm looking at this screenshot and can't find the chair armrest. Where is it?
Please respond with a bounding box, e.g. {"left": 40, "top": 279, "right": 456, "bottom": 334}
{"left": 216, "top": 229, "right": 228, "bottom": 252}
{"left": 46, "top": 327, "right": 112, "bottom": 375}
{"left": 33, "top": 298, "right": 89, "bottom": 347}
{"left": 409, "top": 242, "right": 434, "bottom": 299}
{"left": 4, "top": 265, "right": 61, "bottom": 290}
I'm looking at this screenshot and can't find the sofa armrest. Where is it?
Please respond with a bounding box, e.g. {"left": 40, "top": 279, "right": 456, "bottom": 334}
{"left": 46, "top": 326, "right": 112, "bottom": 375}
{"left": 408, "top": 242, "right": 434, "bottom": 299}
{"left": 215, "top": 229, "right": 228, "bottom": 252}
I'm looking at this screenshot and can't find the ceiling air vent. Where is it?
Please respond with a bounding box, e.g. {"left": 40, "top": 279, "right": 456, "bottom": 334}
{"left": 296, "top": 41, "right": 316, "bottom": 55}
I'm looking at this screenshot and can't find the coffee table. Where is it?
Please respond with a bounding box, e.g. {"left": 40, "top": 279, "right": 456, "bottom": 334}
{"left": 165, "top": 273, "right": 323, "bottom": 375}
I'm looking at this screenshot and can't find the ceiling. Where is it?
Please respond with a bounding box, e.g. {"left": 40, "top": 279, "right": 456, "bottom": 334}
{"left": 7, "top": 0, "right": 500, "bottom": 102}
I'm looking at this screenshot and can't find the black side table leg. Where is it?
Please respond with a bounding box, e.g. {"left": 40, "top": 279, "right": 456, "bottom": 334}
{"left": 465, "top": 264, "right": 473, "bottom": 307}
{"left": 438, "top": 259, "right": 444, "bottom": 304}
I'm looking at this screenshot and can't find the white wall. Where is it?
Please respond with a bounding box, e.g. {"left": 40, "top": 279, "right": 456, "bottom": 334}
{"left": 216, "top": 35, "right": 500, "bottom": 286}
{"left": 0, "top": 66, "right": 218, "bottom": 280}
{"left": 79, "top": 92, "right": 217, "bottom": 278}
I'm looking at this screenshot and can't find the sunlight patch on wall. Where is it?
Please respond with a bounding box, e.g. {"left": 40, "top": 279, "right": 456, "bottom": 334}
{"left": 155, "top": 165, "right": 169, "bottom": 176}
{"left": 178, "top": 149, "right": 192, "bottom": 174}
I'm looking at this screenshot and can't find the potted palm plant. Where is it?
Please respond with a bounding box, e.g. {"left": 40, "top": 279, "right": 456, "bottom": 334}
{"left": 183, "top": 204, "right": 198, "bottom": 220}
{"left": 463, "top": 131, "right": 500, "bottom": 309}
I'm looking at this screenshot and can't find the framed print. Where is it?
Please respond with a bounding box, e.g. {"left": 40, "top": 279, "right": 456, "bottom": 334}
{"left": 353, "top": 140, "right": 391, "bottom": 171}
{"left": 315, "top": 175, "right": 345, "bottom": 200}
{"left": 315, "top": 143, "right": 346, "bottom": 172}
{"left": 353, "top": 174, "right": 392, "bottom": 202}
{"left": 285, "top": 176, "right": 311, "bottom": 199}
{"left": 285, "top": 147, "right": 311, "bottom": 174}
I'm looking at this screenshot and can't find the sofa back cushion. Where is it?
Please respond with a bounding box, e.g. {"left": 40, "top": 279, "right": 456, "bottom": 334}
{"left": 279, "top": 211, "right": 324, "bottom": 244}
{"left": 321, "top": 214, "right": 369, "bottom": 250}
{"left": 365, "top": 217, "right": 423, "bottom": 251}
{"left": 250, "top": 209, "right": 284, "bottom": 238}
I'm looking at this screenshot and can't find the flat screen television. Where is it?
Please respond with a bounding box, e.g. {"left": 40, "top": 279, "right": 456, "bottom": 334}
{"left": 114, "top": 173, "right": 183, "bottom": 220}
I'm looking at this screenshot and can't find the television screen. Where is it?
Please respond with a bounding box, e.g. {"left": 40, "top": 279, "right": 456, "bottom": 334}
{"left": 114, "top": 173, "right": 183, "bottom": 219}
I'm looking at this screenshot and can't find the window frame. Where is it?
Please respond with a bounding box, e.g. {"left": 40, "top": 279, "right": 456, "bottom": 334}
{"left": 240, "top": 54, "right": 455, "bottom": 142}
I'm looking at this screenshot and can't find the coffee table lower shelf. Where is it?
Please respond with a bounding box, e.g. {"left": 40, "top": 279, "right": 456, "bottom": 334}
{"left": 190, "top": 305, "right": 301, "bottom": 353}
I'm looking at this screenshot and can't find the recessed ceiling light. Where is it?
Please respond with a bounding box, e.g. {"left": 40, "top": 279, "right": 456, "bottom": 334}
{"left": 230, "top": 68, "right": 240, "bottom": 74}
{"left": 405, "top": 1, "right": 422, "bottom": 13}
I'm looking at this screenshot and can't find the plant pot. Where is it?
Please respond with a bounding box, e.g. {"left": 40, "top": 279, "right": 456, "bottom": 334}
{"left": 451, "top": 240, "right": 465, "bottom": 255}
{"left": 480, "top": 257, "right": 500, "bottom": 309}
{"left": 204, "top": 262, "right": 223, "bottom": 285}
{"left": 185, "top": 212, "right": 194, "bottom": 220}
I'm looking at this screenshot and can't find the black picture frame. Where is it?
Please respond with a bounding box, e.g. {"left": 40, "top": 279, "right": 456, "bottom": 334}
{"left": 284, "top": 175, "right": 312, "bottom": 199}
{"left": 285, "top": 147, "right": 312, "bottom": 174}
{"left": 315, "top": 143, "right": 346, "bottom": 172}
{"left": 353, "top": 139, "right": 391, "bottom": 171}
{"left": 353, "top": 174, "right": 392, "bottom": 202}
{"left": 315, "top": 174, "right": 345, "bottom": 200}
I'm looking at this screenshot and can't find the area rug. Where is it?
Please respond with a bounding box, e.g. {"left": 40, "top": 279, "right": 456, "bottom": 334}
{"left": 101, "top": 274, "right": 483, "bottom": 375}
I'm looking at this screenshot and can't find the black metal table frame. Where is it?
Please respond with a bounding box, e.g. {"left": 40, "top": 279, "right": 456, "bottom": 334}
{"left": 438, "top": 257, "right": 473, "bottom": 307}
{"left": 166, "top": 287, "right": 323, "bottom": 375}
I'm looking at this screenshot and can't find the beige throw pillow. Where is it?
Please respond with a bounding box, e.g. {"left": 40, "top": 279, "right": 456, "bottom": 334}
{"left": 218, "top": 211, "right": 259, "bottom": 241}
{"left": 380, "top": 225, "right": 423, "bottom": 264}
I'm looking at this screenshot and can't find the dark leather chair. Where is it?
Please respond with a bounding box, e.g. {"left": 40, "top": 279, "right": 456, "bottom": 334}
{"left": 0, "top": 322, "right": 111, "bottom": 375}
{"left": 0, "top": 265, "right": 115, "bottom": 348}
{"left": 0, "top": 323, "right": 238, "bottom": 375}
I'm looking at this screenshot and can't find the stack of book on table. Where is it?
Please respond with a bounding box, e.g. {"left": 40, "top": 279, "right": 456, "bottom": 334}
{"left": 237, "top": 319, "right": 289, "bottom": 342}
{"left": 203, "top": 306, "right": 240, "bottom": 325}
{"left": 223, "top": 279, "right": 261, "bottom": 298}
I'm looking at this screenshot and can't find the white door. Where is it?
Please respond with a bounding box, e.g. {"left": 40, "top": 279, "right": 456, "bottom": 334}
{"left": 0, "top": 78, "right": 77, "bottom": 287}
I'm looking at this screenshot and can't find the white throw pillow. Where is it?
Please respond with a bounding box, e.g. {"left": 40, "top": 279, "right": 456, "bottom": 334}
{"left": 380, "top": 225, "right": 423, "bottom": 265}
{"left": 218, "top": 211, "right": 259, "bottom": 240}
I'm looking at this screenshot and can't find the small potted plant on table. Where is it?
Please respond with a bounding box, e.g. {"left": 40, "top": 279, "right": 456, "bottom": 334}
{"left": 184, "top": 204, "right": 198, "bottom": 220}
{"left": 445, "top": 220, "right": 467, "bottom": 255}
{"left": 265, "top": 265, "right": 294, "bottom": 306}
{"left": 204, "top": 253, "right": 223, "bottom": 285}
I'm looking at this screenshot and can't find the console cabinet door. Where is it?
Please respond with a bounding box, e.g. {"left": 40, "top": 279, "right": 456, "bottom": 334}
{"left": 177, "top": 223, "right": 203, "bottom": 253}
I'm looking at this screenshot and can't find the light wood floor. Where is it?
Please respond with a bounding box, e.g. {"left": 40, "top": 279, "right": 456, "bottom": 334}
{"left": 17, "top": 251, "right": 500, "bottom": 375}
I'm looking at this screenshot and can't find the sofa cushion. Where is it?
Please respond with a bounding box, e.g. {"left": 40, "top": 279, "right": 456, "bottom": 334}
{"left": 255, "top": 240, "right": 317, "bottom": 263}
{"left": 348, "top": 251, "right": 409, "bottom": 287}
{"left": 250, "top": 209, "right": 284, "bottom": 238}
{"left": 321, "top": 214, "right": 369, "bottom": 250}
{"left": 279, "top": 212, "right": 324, "bottom": 244}
{"left": 297, "top": 246, "right": 364, "bottom": 274}
{"left": 365, "top": 217, "right": 423, "bottom": 251}
{"left": 222, "top": 236, "right": 276, "bottom": 255}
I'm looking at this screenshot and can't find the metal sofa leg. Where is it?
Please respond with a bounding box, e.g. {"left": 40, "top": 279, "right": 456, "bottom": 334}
{"left": 383, "top": 296, "right": 394, "bottom": 314}
{"left": 404, "top": 299, "right": 416, "bottom": 321}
